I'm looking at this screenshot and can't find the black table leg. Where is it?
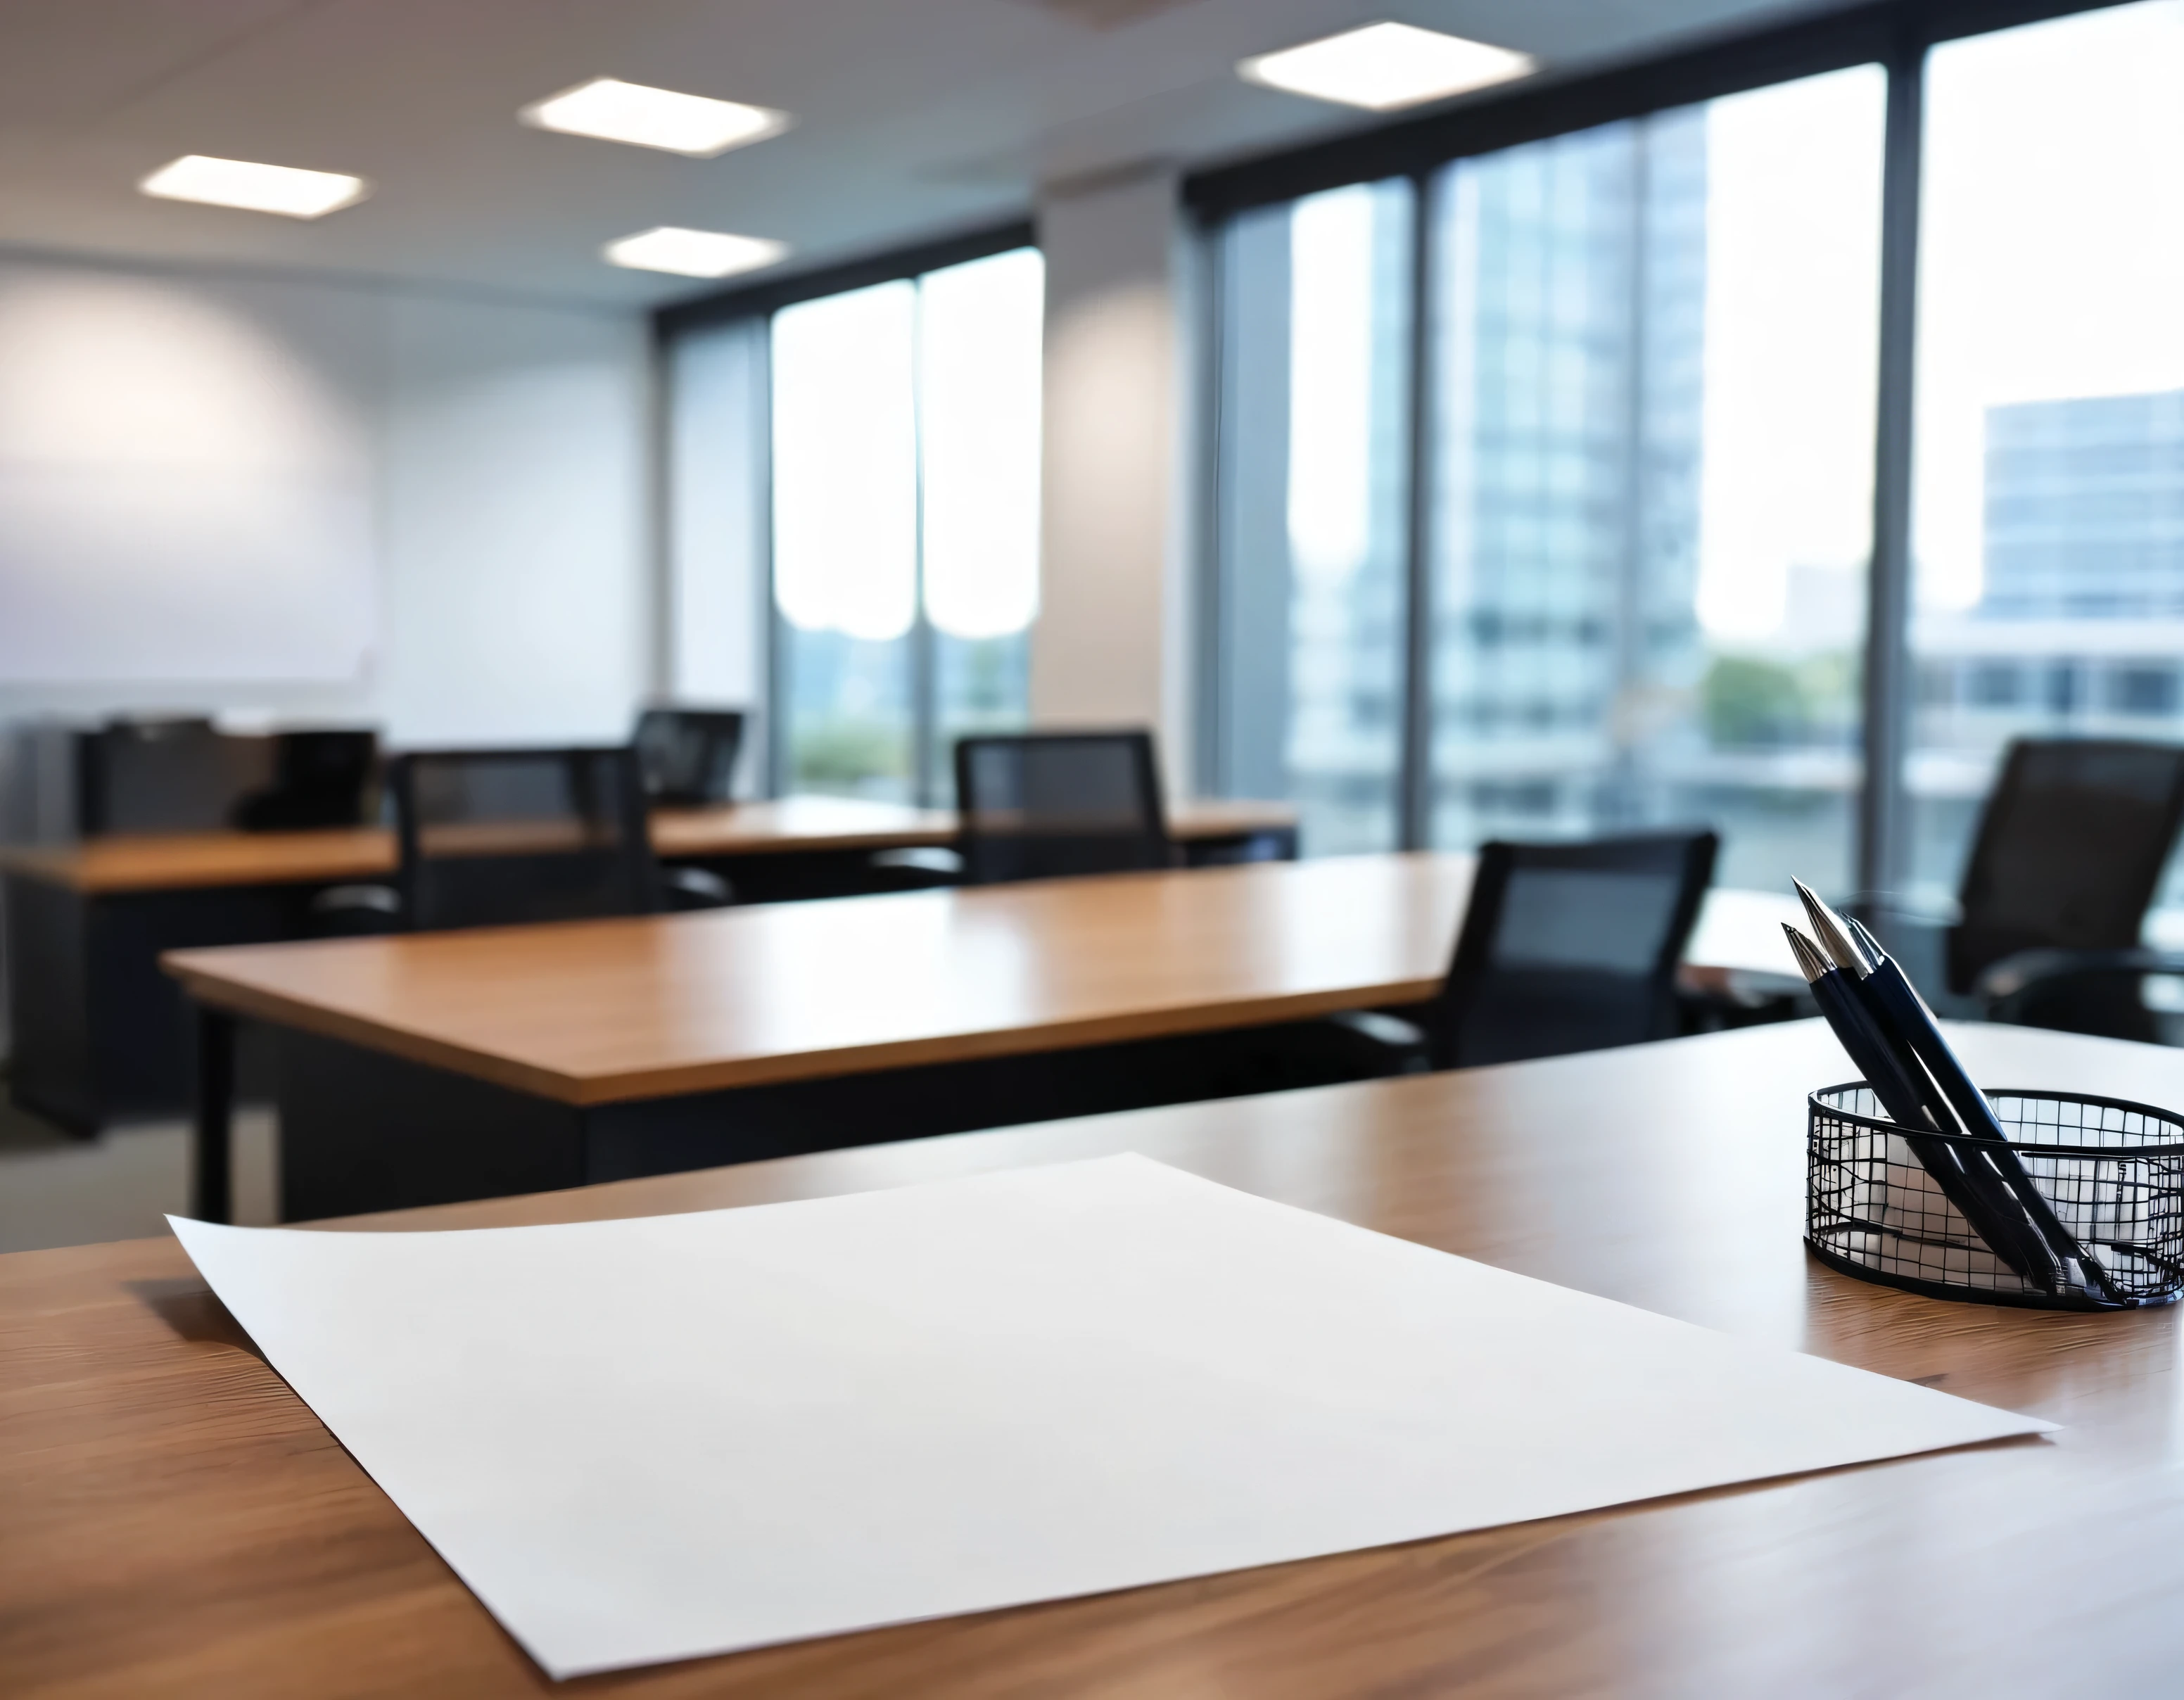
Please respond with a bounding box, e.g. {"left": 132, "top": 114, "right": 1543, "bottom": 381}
{"left": 191, "top": 1005, "right": 236, "bottom": 1224}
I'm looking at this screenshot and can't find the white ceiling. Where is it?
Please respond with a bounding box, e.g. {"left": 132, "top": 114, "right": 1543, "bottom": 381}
{"left": 0, "top": 0, "right": 1839, "bottom": 310}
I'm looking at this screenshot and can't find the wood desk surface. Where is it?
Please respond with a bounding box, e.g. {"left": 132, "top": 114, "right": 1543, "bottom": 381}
{"left": 8, "top": 1019, "right": 2184, "bottom": 1699}
{"left": 0, "top": 797, "right": 1298, "bottom": 894}
{"left": 165, "top": 854, "right": 1477, "bottom": 1105}
{"left": 163, "top": 855, "right": 1801, "bottom": 1107}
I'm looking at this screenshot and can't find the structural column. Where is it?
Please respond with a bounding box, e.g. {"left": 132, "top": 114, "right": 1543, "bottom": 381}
{"left": 1033, "top": 167, "right": 1195, "bottom": 792}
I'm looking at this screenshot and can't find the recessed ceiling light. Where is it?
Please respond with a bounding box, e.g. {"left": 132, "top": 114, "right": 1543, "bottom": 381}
{"left": 138, "top": 155, "right": 368, "bottom": 218}
{"left": 1238, "top": 21, "right": 1535, "bottom": 112}
{"left": 604, "top": 227, "right": 789, "bottom": 279}
{"left": 522, "top": 77, "right": 788, "bottom": 157}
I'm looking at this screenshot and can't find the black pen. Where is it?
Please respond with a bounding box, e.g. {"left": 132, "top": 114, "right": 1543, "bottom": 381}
{"left": 1796, "top": 884, "right": 2116, "bottom": 1302}
{"left": 1834, "top": 911, "right": 2122, "bottom": 1303}
{"left": 1784, "top": 924, "right": 2053, "bottom": 1286}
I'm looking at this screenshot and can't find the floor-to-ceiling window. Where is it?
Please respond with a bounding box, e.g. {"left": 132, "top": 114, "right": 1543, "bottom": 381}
{"left": 1205, "top": 68, "right": 1884, "bottom": 891}
{"left": 771, "top": 246, "right": 1043, "bottom": 803}
{"left": 1210, "top": 180, "right": 1412, "bottom": 854}
{"left": 1905, "top": 0, "right": 2184, "bottom": 908}
{"left": 1426, "top": 68, "right": 1883, "bottom": 894}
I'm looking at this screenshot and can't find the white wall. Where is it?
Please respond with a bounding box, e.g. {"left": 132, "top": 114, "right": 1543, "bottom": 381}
{"left": 1032, "top": 168, "right": 1196, "bottom": 792}
{"left": 377, "top": 294, "right": 650, "bottom": 745}
{"left": 0, "top": 252, "right": 653, "bottom": 747}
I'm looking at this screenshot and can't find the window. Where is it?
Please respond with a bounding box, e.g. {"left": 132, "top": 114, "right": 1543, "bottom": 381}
{"left": 771, "top": 248, "right": 1043, "bottom": 801}
{"left": 1428, "top": 71, "right": 1881, "bottom": 894}
{"left": 1209, "top": 180, "right": 1412, "bottom": 854}
{"left": 1205, "top": 68, "right": 1884, "bottom": 892}
{"left": 1907, "top": 0, "right": 2184, "bottom": 905}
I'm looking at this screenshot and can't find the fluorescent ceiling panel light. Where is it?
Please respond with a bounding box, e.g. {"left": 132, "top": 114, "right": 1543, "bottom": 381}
{"left": 138, "top": 155, "right": 368, "bottom": 218}
{"left": 521, "top": 77, "right": 788, "bottom": 157}
{"left": 1239, "top": 21, "right": 1535, "bottom": 112}
{"left": 604, "top": 227, "right": 788, "bottom": 279}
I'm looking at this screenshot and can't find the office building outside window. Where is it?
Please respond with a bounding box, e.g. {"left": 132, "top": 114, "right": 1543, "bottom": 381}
{"left": 1207, "top": 68, "right": 1884, "bottom": 893}
{"left": 1428, "top": 70, "right": 1881, "bottom": 894}
{"left": 772, "top": 247, "right": 1043, "bottom": 803}
{"left": 1907, "top": 0, "right": 2184, "bottom": 908}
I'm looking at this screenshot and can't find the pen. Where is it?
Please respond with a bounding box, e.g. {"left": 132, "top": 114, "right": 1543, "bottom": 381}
{"left": 1796, "top": 884, "right": 2117, "bottom": 1302}
{"left": 1785, "top": 924, "right": 2054, "bottom": 1286}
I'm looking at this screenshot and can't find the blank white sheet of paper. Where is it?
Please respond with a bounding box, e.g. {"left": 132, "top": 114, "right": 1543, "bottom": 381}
{"left": 169, "top": 1155, "right": 2050, "bottom": 1679}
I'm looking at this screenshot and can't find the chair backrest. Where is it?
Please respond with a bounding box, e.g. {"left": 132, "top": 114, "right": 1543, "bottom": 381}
{"left": 633, "top": 708, "right": 746, "bottom": 807}
{"left": 1427, "top": 830, "right": 1719, "bottom": 1070}
{"left": 80, "top": 718, "right": 267, "bottom": 835}
{"left": 231, "top": 730, "right": 379, "bottom": 831}
{"left": 389, "top": 747, "right": 660, "bottom": 932}
{"left": 1947, "top": 738, "right": 2184, "bottom": 994}
{"left": 953, "top": 731, "right": 1172, "bottom": 885}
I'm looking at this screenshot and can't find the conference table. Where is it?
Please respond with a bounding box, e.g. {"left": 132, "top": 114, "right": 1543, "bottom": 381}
{"left": 7, "top": 1017, "right": 2183, "bottom": 1696}
{"left": 0, "top": 794, "right": 1297, "bottom": 1131}
{"left": 166, "top": 853, "right": 1805, "bottom": 1223}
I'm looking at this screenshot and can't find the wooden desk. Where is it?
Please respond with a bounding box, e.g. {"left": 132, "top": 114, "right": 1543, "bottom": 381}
{"left": 8, "top": 1019, "right": 2183, "bottom": 1698}
{"left": 0, "top": 797, "right": 1298, "bottom": 894}
{"left": 165, "top": 856, "right": 1803, "bottom": 1222}
{"left": 1, "top": 797, "right": 1297, "bottom": 1131}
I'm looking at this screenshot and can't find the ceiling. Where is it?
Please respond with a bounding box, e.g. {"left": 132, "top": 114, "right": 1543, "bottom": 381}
{"left": 0, "top": 0, "right": 1839, "bottom": 310}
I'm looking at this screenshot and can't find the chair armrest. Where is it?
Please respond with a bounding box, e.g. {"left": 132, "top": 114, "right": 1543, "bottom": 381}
{"left": 1975, "top": 946, "right": 2184, "bottom": 1002}
{"left": 870, "top": 846, "right": 963, "bottom": 877}
{"left": 310, "top": 883, "right": 400, "bottom": 916}
{"left": 664, "top": 865, "right": 734, "bottom": 908}
{"left": 1327, "top": 1009, "right": 1429, "bottom": 1050}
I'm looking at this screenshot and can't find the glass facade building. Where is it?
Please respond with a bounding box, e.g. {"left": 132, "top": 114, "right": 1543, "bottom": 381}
{"left": 1907, "top": 0, "right": 2184, "bottom": 906}
{"left": 1207, "top": 68, "right": 1883, "bottom": 894}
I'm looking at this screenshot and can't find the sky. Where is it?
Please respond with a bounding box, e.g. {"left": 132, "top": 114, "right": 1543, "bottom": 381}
{"left": 1912, "top": 0, "right": 2184, "bottom": 611}
{"left": 1703, "top": 0, "right": 2184, "bottom": 633}
{"left": 771, "top": 249, "right": 1043, "bottom": 644}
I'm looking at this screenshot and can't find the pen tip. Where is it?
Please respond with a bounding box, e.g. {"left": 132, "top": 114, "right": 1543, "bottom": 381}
{"left": 1781, "top": 924, "right": 1828, "bottom": 984}
{"left": 1789, "top": 879, "right": 1872, "bottom": 976}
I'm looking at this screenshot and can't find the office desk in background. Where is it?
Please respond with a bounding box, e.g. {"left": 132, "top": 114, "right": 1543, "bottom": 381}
{"left": 0, "top": 795, "right": 1298, "bottom": 1131}
{"left": 167, "top": 854, "right": 1805, "bottom": 1222}
{"left": 4, "top": 1019, "right": 2179, "bottom": 1698}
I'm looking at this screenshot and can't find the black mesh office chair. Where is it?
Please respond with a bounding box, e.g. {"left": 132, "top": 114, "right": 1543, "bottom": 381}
{"left": 388, "top": 747, "right": 662, "bottom": 932}
{"left": 1421, "top": 831, "right": 1720, "bottom": 1069}
{"left": 231, "top": 730, "right": 378, "bottom": 831}
{"left": 633, "top": 708, "right": 746, "bottom": 806}
{"left": 954, "top": 731, "right": 1174, "bottom": 885}
{"left": 1948, "top": 740, "right": 2184, "bottom": 1041}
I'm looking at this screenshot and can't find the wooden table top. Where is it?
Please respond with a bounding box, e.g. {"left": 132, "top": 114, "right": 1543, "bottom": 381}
{"left": 163, "top": 854, "right": 1801, "bottom": 1107}
{"left": 0, "top": 797, "right": 1299, "bottom": 894}
{"left": 9, "top": 1017, "right": 2184, "bottom": 1698}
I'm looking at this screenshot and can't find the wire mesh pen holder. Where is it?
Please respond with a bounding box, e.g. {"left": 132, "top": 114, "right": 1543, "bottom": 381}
{"left": 1808, "top": 1084, "right": 2184, "bottom": 1311}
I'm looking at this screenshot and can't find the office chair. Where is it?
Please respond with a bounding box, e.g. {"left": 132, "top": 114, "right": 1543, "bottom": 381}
{"left": 230, "top": 730, "right": 379, "bottom": 831}
{"left": 386, "top": 747, "right": 664, "bottom": 932}
{"left": 80, "top": 717, "right": 242, "bottom": 834}
{"left": 633, "top": 708, "right": 746, "bottom": 807}
{"left": 1948, "top": 740, "right": 2184, "bottom": 1041}
{"left": 1191, "top": 830, "right": 1720, "bottom": 1092}
{"left": 954, "top": 730, "right": 1174, "bottom": 885}
{"left": 1417, "top": 831, "right": 1721, "bottom": 1068}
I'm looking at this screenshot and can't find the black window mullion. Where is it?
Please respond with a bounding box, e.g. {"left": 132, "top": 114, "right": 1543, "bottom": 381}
{"left": 1859, "top": 29, "right": 1929, "bottom": 903}
{"left": 1398, "top": 170, "right": 1436, "bottom": 852}
{"left": 756, "top": 319, "right": 785, "bottom": 801}
{"left": 910, "top": 277, "right": 938, "bottom": 807}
